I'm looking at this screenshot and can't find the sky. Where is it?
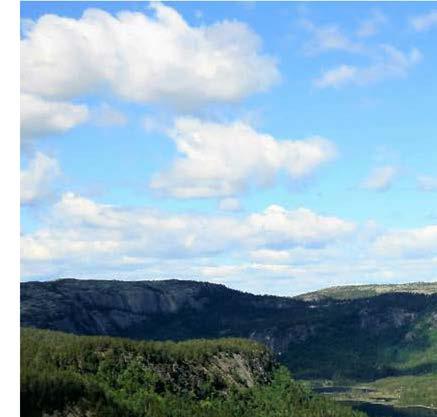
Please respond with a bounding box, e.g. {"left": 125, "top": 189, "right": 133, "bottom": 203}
{"left": 20, "top": 1, "right": 437, "bottom": 296}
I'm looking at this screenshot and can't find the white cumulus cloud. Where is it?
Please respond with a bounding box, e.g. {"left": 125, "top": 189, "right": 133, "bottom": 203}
{"left": 21, "top": 193, "right": 355, "bottom": 268}
{"left": 245, "top": 205, "right": 355, "bottom": 249}
{"left": 21, "top": 193, "right": 437, "bottom": 294}
{"left": 150, "top": 117, "right": 337, "bottom": 198}
{"left": 21, "top": 94, "right": 89, "bottom": 140}
{"left": 373, "top": 225, "right": 437, "bottom": 258}
{"left": 21, "top": 3, "right": 279, "bottom": 109}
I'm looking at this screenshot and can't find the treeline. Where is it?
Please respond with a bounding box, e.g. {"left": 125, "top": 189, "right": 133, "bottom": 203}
{"left": 284, "top": 295, "right": 437, "bottom": 381}
{"left": 21, "top": 328, "right": 367, "bottom": 417}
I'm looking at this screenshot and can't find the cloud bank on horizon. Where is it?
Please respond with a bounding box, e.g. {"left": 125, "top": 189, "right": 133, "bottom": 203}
{"left": 20, "top": 2, "right": 437, "bottom": 295}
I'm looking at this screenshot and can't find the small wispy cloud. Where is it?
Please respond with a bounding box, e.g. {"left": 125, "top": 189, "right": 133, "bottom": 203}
{"left": 93, "top": 103, "right": 127, "bottom": 127}
{"left": 417, "top": 175, "right": 437, "bottom": 192}
{"left": 301, "top": 19, "right": 363, "bottom": 55}
{"left": 315, "top": 65, "right": 357, "bottom": 88}
{"left": 410, "top": 10, "right": 437, "bottom": 32}
{"left": 218, "top": 198, "right": 242, "bottom": 212}
{"left": 21, "top": 152, "right": 61, "bottom": 205}
{"left": 315, "top": 45, "right": 422, "bottom": 88}
{"left": 361, "top": 165, "right": 398, "bottom": 192}
{"left": 356, "top": 10, "right": 387, "bottom": 38}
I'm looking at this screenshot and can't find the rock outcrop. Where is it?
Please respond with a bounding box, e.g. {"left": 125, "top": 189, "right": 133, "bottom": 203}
{"left": 21, "top": 279, "right": 437, "bottom": 380}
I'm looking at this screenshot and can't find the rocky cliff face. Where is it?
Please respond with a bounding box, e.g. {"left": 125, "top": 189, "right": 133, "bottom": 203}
{"left": 21, "top": 279, "right": 304, "bottom": 340}
{"left": 21, "top": 279, "right": 437, "bottom": 380}
{"left": 21, "top": 279, "right": 222, "bottom": 335}
{"left": 21, "top": 327, "right": 276, "bottom": 417}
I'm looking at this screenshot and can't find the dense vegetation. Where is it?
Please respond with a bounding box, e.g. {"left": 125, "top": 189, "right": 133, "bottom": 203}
{"left": 20, "top": 280, "right": 437, "bottom": 383}
{"left": 329, "top": 319, "right": 437, "bottom": 408}
{"left": 21, "top": 280, "right": 437, "bottom": 412}
{"left": 283, "top": 296, "right": 437, "bottom": 381}
{"left": 21, "top": 328, "right": 367, "bottom": 417}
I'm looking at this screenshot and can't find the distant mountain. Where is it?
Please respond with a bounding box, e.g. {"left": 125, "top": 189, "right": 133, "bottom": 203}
{"left": 296, "top": 282, "right": 437, "bottom": 301}
{"left": 21, "top": 279, "right": 437, "bottom": 382}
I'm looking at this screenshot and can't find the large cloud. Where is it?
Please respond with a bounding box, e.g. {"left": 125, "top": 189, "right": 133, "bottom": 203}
{"left": 21, "top": 152, "right": 61, "bottom": 205}
{"left": 21, "top": 193, "right": 437, "bottom": 295}
{"left": 21, "top": 188, "right": 436, "bottom": 292}
{"left": 150, "top": 117, "right": 337, "bottom": 198}
{"left": 21, "top": 193, "right": 355, "bottom": 267}
{"left": 21, "top": 3, "right": 279, "bottom": 109}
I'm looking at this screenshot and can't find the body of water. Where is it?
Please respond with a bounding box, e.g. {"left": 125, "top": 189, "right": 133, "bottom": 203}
{"left": 313, "top": 386, "right": 437, "bottom": 417}
{"left": 343, "top": 401, "right": 437, "bottom": 417}
{"left": 313, "top": 386, "right": 354, "bottom": 394}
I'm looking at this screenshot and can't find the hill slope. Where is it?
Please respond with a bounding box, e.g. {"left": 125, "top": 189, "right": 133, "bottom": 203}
{"left": 296, "top": 282, "right": 437, "bottom": 301}
{"left": 21, "top": 279, "right": 437, "bottom": 382}
{"left": 21, "top": 328, "right": 366, "bottom": 417}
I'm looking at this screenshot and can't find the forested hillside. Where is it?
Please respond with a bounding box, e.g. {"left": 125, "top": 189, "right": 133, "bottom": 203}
{"left": 21, "top": 279, "right": 437, "bottom": 382}
{"left": 21, "top": 328, "right": 366, "bottom": 417}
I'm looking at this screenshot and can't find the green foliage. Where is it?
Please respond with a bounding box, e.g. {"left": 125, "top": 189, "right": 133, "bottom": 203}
{"left": 21, "top": 328, "right": 367, "bottom": 417}
{"left": 283, "top": 296, "right": 437, "bottom": 381}
{"left": 370, "top": 374, "right": 437, "bottom": 408}
{"left": 21, "top": 279, "right": 437, "bottom": 384}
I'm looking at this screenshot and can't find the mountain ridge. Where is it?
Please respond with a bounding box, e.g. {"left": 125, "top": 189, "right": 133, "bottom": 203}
{"left": 21, "top": 278, "right": 437, "bottom": 382}
{"left": 23, "top": 277, "right": 437, "bottom": 298}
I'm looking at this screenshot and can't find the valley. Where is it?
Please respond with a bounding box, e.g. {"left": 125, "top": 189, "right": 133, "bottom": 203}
{"left": 21, "top": 279, "right": 437, "bottom": 416}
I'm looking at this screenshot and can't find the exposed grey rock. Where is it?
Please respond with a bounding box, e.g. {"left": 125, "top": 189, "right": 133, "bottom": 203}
{"left": 21, "top": 278, "right": 437, "bottom": 380}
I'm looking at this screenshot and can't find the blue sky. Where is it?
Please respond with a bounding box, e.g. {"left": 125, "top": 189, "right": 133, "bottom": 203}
{"left": 20, "top": 2, "right": 437, "bottom": 295}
